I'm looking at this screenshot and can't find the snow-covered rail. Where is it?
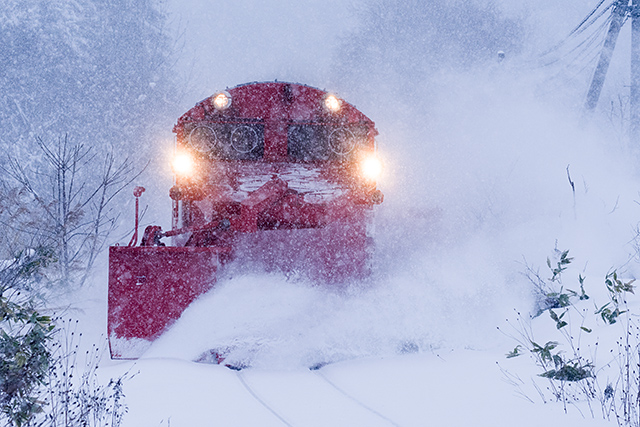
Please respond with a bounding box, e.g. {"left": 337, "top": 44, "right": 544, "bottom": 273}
{"left": 235, "top": 369, "right": 400, "bottom": 427}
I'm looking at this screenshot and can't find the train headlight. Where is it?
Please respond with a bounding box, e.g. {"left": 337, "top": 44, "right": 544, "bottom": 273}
{"left": 212, "top": 91, "right": 232, "bottom": 111}
{"left": 172, "top": 153, "right": 195, "bottom": 177}
{"left": 323, "top": 94, "right": 341, "bottom": 113}
{"left": 360, "top": 155, "right": 383, "bottom": 181}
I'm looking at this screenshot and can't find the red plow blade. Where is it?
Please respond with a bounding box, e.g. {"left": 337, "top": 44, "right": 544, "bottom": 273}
{"left": 108, "top": 246, "right": 228, "bottom": 359}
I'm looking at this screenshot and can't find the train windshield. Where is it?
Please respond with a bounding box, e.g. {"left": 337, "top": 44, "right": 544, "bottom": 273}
{"left": 287, "top": 124, "right": 366, "bottom": 162}
{"left": 188, "top": 123, "right": 264, "bottom": 160}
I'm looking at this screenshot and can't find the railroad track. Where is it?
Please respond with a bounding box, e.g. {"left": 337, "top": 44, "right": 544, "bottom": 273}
{"left": 235, "top": 368, "right": 400, "bottom": 427}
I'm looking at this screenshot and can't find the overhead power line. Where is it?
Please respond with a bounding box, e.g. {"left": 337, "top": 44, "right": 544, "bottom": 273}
{"left": 539, "top": 0, "right": 615, "bottom": 59}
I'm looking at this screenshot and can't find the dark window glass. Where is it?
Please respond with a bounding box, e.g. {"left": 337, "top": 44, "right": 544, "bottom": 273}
{"left": 189, "top": 126, "right": 216, "bottom": 152}
{"left": 188, "top": 123, "right": 264, "bottom": 160}
{"left": 288, "top": 125, "right": 329, "bottom": 161}
{"left": 327, "top": 128, "right": 356, "bottom": 156}
{"left": 288, "top": 125, "right": 362, "bottom": 161}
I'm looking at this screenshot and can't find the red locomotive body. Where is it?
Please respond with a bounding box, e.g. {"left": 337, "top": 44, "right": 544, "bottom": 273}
{"left": 108, "top": 82, "right": 383, "bottom": 359}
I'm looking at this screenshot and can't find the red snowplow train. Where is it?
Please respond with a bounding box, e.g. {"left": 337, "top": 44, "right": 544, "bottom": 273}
{"left": 108, "top": 81, "right": 384, "bottom": 359}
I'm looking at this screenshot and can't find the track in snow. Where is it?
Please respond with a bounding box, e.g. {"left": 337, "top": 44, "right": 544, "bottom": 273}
{"left": 313, "top": 369, "right": 402, "bottom": 427}
{"left": 237, "top": 371, "right": 295, "bottom": 427}
{"left": 235, "top": 369, "right": 400, "bottom": 427}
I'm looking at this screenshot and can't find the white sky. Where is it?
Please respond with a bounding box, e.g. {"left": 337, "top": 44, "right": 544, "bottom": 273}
{"left": 165, "top": 0, "right": 359, "bottom": 109}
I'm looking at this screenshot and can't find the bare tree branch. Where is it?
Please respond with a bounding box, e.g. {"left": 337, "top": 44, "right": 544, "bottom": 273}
{"left": 0, "top": 135, "right": 140, "bottom": 288}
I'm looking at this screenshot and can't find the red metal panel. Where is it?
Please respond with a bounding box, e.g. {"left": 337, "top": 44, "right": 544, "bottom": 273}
{"left": 108, "top": 246, "right": 225, "bottom": 359}
{"left": 232, "top": 177, "right": 289, "bottom": 232}
{"left": 174, "top": 82, "right": 376, "bottom": 136}
{"left": 229, "top": 217, "right": 372, "bottom": 283}
{"left": 263, "top": 120, "right": 288, "bottom": 161}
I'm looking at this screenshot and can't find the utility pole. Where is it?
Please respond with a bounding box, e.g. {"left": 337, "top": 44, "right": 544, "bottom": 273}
{"left": 631, "top": 0, "right": 640, "bottom": 143}
{"left": 584, "top": 1, "right": 628, "bottom": 111}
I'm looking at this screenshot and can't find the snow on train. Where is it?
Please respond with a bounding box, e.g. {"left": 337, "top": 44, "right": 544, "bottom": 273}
{"left": 108, "top": 81, "right": 384, "bottom": 359}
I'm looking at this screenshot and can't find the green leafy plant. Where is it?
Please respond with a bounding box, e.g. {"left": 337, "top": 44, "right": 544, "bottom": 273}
{"left": 547, "top": 249, "right": 573, "bottom": 282}
{"left": 604, "top": 271, "right": 635, "bottom": 304}
{"left": 540, "top": 360, "right": 593, "bottom": 382}
{"left": 591, "top": 270, "right": 635, "bottom": 325}
{"left": 0, "top": 249, "right": 128, "bottom": 427}
{"left": 530, "top": 340, "right": 559, "bottom": 364}
{"left": 0, "top": 250, "right": 56, "bottom": 427}
{"left": 506, "top": 345, "right": 523, "bottom": 358}
{"left": 529, "top": 250, "right": 590, "bottom": 315}
{"left": 595, "top": 302, "right": 625, "bottom": 325}
{"left": 505, "top": 248, "right": 640, "bottom": 426}
{"left": 549, "top": 309, "right": 568, "bottom": 330}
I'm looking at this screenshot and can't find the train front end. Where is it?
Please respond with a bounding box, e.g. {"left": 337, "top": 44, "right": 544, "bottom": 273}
{"left": 108, "top": 82, "right": 383, "bottom": 359}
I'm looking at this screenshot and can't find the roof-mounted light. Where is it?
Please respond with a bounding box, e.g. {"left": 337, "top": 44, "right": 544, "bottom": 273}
{"left": 212, "top": 91, "right": 232, "bottom": 111}
{"left": 323, "top": 94, "right": 342, "bottom": 113}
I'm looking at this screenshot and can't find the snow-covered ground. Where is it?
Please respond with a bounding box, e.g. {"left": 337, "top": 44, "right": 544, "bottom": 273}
{"left": 71, "top": 256, "right": 627, "bottom": 426}
{"left": 105, "top": 350, "right": 612, "bottom": 427}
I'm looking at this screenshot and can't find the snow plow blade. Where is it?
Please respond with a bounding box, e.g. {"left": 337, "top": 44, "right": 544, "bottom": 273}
{"left": 108, "top": 246, "right": 227, "bottom": 359}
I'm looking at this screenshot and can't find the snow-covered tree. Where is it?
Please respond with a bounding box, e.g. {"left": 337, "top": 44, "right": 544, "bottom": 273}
{"left": 334, "top": 0, "right": 524, "bottom": 101}
{"left": 0, "top": 136, "right": 137, "bottom": 288}
{"left": 0, "top": 0, "right": 177, "bottom": 162}
{"left": 0, "top": 0, "right": 177, "bottom": 288}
